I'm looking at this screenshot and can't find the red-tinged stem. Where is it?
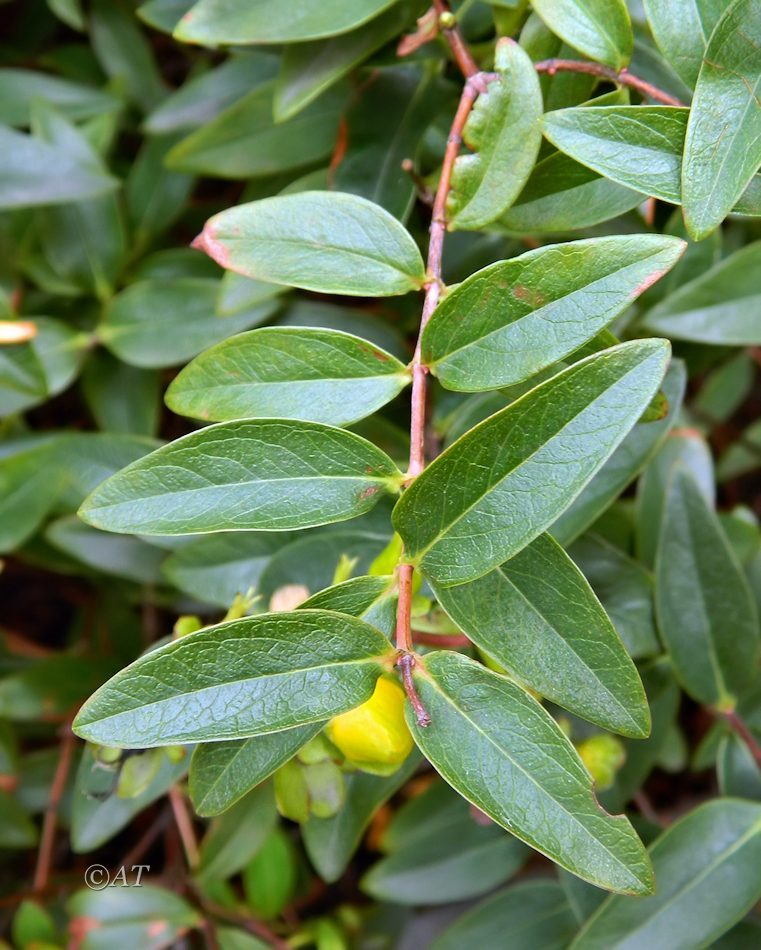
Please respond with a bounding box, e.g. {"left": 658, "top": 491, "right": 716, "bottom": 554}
{"left": 534, "top": 58, "right": 685, "bottom": 106}
{"left": 433, "top": 0, "right": 480, "bottom": 79}
{"left": 168, "top": 785, "right": 200, "bottom": 871}
{"left": 396, "top": 67, "right": 497, "bottom": 726}
{"left": 33, "top": 722, "right": 76, "bottom": 892}
{"left": 722, "top": 710, "right": 761, "bottom": 770}
{"left": 412, "top": 630, "right": 472, "bottom": 648}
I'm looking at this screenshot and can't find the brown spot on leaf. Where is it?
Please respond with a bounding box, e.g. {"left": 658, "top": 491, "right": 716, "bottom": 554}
{"left": 512, "top": 284, "right": 547, "bottom": 308}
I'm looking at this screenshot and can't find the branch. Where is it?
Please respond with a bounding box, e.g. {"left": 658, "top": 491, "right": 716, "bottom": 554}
{"left": 433, "top": 0, "right": 480, "bottom": 79}
{"left": 721, "top": 710, "right": 761, "bottom": 770}
{"left": 168, "top": 785, "right": 200, "bottom": 871}
{"left": 412, "top": 630, "right": 472, "bottom": 648}
{"left": 33, "top": 722, "right": 77, "bottom": 893}
{"left": 533, "top": 58, "right": 685, "bottom": 106}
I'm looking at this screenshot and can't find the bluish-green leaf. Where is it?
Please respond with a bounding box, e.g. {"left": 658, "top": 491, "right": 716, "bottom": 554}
{"left": 394, "top": 341, "right": 670, "bottom": 586}
{"left": 573, "top": 799, "right": 761, "bottom": 949}
{"left": 422, "top": 235, "right": 684, "bottom": 391}
{"left": 72, "top": 610, "right": 394, "bottom": 747}
{"left": 530, "top": 0, "right": 633, "bottom": 69}
{"left": 193, "top": 192, "right": 426, "bottom": 297}
{"left": 655, "top": 468, "right": 759, "bottom": 707}
{"left": 433, "top": 533, "right": 650, "bottom": 737}
{"left": 409, "top": 652, "right": 653, "bottom": 894}
{"left": 682, "top": 0, "right": 761, "bottom": 239}
{"left": 643, "top": 0, "right": 730, "bottom": 88}
{"left": 79, "top": 419, "right": 402, "bottom": 535}
{"left": 166, "top": 327, "right": 411, "bottom": 426}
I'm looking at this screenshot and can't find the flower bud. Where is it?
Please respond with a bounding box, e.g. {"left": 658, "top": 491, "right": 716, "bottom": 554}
{"left": 327, "top": 678, "right": 413, "bottom": 774}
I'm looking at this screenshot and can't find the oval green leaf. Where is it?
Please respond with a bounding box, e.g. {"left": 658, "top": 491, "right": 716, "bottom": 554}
{"left": 393, "top": 340, "right": 670, "bottom": 586}
{"left": 530, "top": 0, "right": 633, "bottom": 69}
{"left": 408, "top": 652, "right": 653, "bottom": 895}
{"left": 72, "top": 610, "right": 393, "bottom": 747}
{"left": 166, "top": 327, "right": 411, "bottom": 426}
{"left": 193, "top": 191, "right": 425, "bottom": 297}
{"left": 422, "top": 235, "right": 684, "bottom": 391}
{"left": 682, "top": 0, "right": 761, "bottom": 239}
{"left": 433, "top": 533, "right": 650, "bottom": 737}
{"left": 448, "top": 38, "right": 542, "bottom": 229}
{"left": 79, "top": 419, "right": 402, "bottom": 535}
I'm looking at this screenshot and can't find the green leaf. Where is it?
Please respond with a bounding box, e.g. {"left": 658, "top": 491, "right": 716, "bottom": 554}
{"left": 175, "top": 0, "right": 399, "bottom": 45}
{"left": 67, "top": 885, "right": 199, "bottom": 950}
{"left": 718, "top": 734, "right": 761, "bottom": 801}
{"left": 394, "top": 340, "right": 670, "bottom": 586}
{"left": 0, "top": 125, "right": 118, "bottom": 208}
{"left": 82, "top": 353, "right": 161, "bottom": 437}
{"left": 569, "top": 534, "right": 659, "bottom": 659}
{"left": 0, "top": 68, "right": 118, "bottom": 126}
{"left": 79, "top": 419, "right": 401, "bottom": 535}
{"left": 166, "top": 81, "right": 344, "bottom": 179}
{"left": 433, "top": 533, "right": 649, "bottom": 737}
{"left": 197, "top": 784, "right": 277, "bottom": 882}
{"left": 496, "top": 151, "right": 644, "bottom": 233}
{"left": 72, "top": 610, "right": 393, "bottom": 747}
{"left": 655, "top": 468, "right": 759, "bottom": 707}
{"left": 242, "top": 828, "right": 297, "bottom": 919}
{"left": 0, "top": 332, "right": 47, "bottom": 416}
{"left": 99, "top": 279, "right": 277, "bottom": 369}
{"left": 190, "top": 725, "right": 321, "bottom": 817}
{"left": 166, "top": 327, "right": 411, "bottom": 426}
{"left": 408, "top": 652, "right": 653, "bottom": 894}
{"left": 432, "top": 880, "right": 577, "bottom": 950}
{"left": 550, "top": 358, "right": 686, "bottom": 546}
{"left": 46, "top": 517, "right": 166, "bottom": 584}
{"left": 530, "top": 0, "right": 633, "bottom": 69}
{"left": 145, "top": 54, "right": 278, "bottom": 133}
{"left": 138, "top": 0, "right": 194, "bottom": 33}
{"left": 303, "top": 755, "right": 419, "bottom": 882}
{"left": 643, "top": 0, "right": 729, "bottom": 88}
{"left": 301, "top": 574, "right": 397, "bottom": 635}
{"left": 422, "top": 236, "right": 684, "bottom": 391}
{"left": 682, "top": 0, "right": 761, "bottom": 239}
{"left": 543, "top": 106, "right": 761, "bottom": 212}
{"left": 643, "top": 241, "right": 761, "bottom": 345}
{"left": 193, "top": 192, "right": 426, "bottom": 297}
{"left": 362, "top": 806, "right": 527, "bottom": 904}
{"left": 573, "top": 800, "right": 761, "bottom": 948}
{"left": 274, "top": 4, "right": 410, "bottom": 121}
{"left": 448, "top": 38, "right": 542, "bottom": 229}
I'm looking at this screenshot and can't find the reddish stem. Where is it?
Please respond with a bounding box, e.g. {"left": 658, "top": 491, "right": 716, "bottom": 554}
{"left": 33, "top": 723, "right": 76, "bottom": 892}
{"left": 432, "top": 0, "right": 480, "bottom": 79}
{"left": 412, "top": 630, "right": 472, "bottom": 648}
{"left": 168, "top": 785, "right": 200, "bottom": 870}
{"left": 723, "top": 710, "right": 761, "bottom": 770}
{"left": 534, "top": 58, "right": 685, "bottom": 106}
{"left": 398, "top": 653, "right": 431, "bottom": 727}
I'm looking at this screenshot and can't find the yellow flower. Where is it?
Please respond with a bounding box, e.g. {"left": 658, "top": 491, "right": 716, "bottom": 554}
{"left": 327, "top": 677, "right": 413, "bottom": 774}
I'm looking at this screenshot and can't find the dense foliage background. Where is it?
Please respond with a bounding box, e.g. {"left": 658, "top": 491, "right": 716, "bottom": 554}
{"left": 1, "top": 0, "right": 760, "bottom": 947}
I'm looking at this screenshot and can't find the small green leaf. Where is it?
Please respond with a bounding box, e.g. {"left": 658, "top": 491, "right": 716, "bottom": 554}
{"left": 432, "top": 880, "right": 577, "bottom": 950}
{"left": 72, "top": 610, "right": 394, "bottom": 747}
{"left": 655, "top": 468, "right": 759, "bottom": 707}
{"left": 190, "top": 726, "right": 322, "bottom": 817}
{"left": 682, "top": 0, "right": 761, "bottom": 239}
{"left": 433, "top": 533, "right": 650, "bottom": 737}
{"left": 543, "top": 106, "right": 761, "bottom": 212}
{"left": 573, "top": 800, "right": 761, "bottom": 948}
{"left": 394, "top": 341, "right": 670, "bottom": 586}
{"left": 193, "top": 192, "right": 426, "bottom": 297}
{"left": 79, "top": 419, "right": 401, "bottom": 535}
{"left": 67, "top": 885, "right": 199, "bottom": 948}
{"left": 0, "top": 68, "right": 118, "bottom": 126}
{"left": 408, "top": 652, "right": 653, "bottom": 895}
{"left": 422, "top": 236, "right": 684, "bottom": 391}
{"left": 530, "top": 0, "right": 633, "bottom": 69}
{"left": 197, "top": 784, "right": 277, "bottom": 882}
{"left": 448, "top": 38, "right": 542, "bottom": 229}
{"left": 643, "top": 0, "right": 730, "bottom": 88}
{"left": 166, "top": 327, "right": 411, "bottom": 426}
{"left": 643, "top": 241, "right": 761, "bottom": 345}
{"left": 495, "top": 148, "right": 644, "bottom": 234}
{"left": 175, "top": 0, "right": 399, "bottom": 45}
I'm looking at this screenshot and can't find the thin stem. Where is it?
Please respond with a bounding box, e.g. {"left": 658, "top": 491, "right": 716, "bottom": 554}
{"left": 168, "top": 785, "right": 200, "bottom": 871}
{"left": 395, "top": 67, "right": 497, "bottom": 726}
{"left": 534, "top": 58, "right": 685, "bottom": 106}
{"left": 722, "top": 710, "right": 761, "bottom": 770}
{"left": 33, "top": 723, "right": 76, "bottom": 892}
{"left": 433, "top": 0, "right": 480, "bottom": 79}
{"left": 412, "top": 630, "right": 472, "bottom": 648}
